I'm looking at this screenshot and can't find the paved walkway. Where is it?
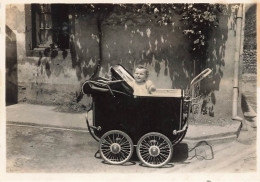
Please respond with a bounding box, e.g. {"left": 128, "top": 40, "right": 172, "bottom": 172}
{"left": 6, "top": 104, "right": 88, "bottom": 130}
{"left": 6, "top": 103, "right": 242, "bottom": 143}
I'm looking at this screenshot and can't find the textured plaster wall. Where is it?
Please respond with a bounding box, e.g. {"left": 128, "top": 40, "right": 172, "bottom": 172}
{"left": 6, "top": 4, "right": 239, "bottom": 120}
{"left": 101, "top": 19, "right": 192, "bottom": 90}
{"left": 200, "top": 6, "right": 240, "bottom": 119}
{"left": 70, "top": 14, "right": 100, "bottom": 81}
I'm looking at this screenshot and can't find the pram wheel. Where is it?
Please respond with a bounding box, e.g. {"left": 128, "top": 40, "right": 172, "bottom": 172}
{"left": 136, "top": 132, "right": 173, "bottom": 167}
{"left": 99, "top": 130, "right": 134, "bottom": 165}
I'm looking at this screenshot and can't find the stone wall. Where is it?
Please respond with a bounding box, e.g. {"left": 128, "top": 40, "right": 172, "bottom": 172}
{"left": 243, "top": 4, "right": 257, "bottom": 74}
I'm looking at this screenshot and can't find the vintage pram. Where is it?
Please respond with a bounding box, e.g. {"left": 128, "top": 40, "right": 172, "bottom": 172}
{"left": 82, "top": 64, "right": 211, "bottom": 167}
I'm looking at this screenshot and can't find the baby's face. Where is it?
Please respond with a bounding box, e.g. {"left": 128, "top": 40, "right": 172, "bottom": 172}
{"left": 134, "top": 68, "right": 147, "bottom": 83}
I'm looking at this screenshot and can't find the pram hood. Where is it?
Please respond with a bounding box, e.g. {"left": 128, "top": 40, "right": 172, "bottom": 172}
{"left": 82, "top": 65, "right": 134, "bottom": 96}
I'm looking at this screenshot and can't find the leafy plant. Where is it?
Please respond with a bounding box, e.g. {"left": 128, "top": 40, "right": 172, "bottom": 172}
{"left": 180, "top": 4, "right": 227, "bottom": 64}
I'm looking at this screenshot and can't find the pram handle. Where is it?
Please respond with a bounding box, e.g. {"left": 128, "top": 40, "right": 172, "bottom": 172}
{"left": 97, "top": 79, "right": 125, "bottom": 84}
{"left": 190, "top": 68, "right": 212, "bottom": 88}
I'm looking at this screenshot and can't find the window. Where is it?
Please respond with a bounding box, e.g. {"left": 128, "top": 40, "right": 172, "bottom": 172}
{"left": 31, "top": 4, "right": 70, "bottom": 49}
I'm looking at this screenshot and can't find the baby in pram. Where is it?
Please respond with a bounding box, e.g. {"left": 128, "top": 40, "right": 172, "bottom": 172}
{"left": 128, "top": 65, "right": 156, "bottom": 95}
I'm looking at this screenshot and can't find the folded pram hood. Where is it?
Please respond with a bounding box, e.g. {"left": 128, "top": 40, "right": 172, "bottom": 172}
{"left": 82, "top": 65, "right": 134, "bottom": 96}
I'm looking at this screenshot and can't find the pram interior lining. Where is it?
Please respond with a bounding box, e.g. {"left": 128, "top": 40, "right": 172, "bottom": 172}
{"left": 111, "top": 64, "right": 135, "bottom": 83}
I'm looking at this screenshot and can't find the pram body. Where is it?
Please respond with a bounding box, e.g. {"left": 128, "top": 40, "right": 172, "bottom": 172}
{"left": 82, "top": 64, "right": 211, "bottom": 167}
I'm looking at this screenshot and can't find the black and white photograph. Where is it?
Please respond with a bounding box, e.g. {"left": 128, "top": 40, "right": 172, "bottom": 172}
{"left": 1, "top": 1, "right": 259, "bottom": 181}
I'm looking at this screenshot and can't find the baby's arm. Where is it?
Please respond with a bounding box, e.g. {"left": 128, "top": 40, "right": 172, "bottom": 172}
{"left": 146, "top": 80, "right": 156, "bottom": 93}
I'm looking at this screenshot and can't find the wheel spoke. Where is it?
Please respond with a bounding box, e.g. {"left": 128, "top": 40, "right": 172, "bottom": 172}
{"left": 118, "top": 137, "right": 126, "bottom": 144}
{"left": 141, "top": 142, "right": 151, "bottom": 149}
{"left": 121, "top": 147, "right": 130, "bottom": 151}
{"left": 104, "top": 151, "right": 112, "bottom": 158}
{"left": 121, "top": 146, "right": 130, "bottom": 152}
{"left": 101, "top": 143, "right": 110, "bottom": 148}
{"left": 103, "top": 151, "right": 111, "bottom": 158}
{"left": 146, "top": 155, "right": 151, "bottom": 163}
{"left": 158, "top": 152, "right": 168, "bottom": 160}
{"left": 103, "top": 138, "right": 112, "bottom": 145}
{"left": 157, "top": 156, "right": 164, "bottom": 163}
{"left": 107, "top": 136, "right": 114, "bottom": 144}
{"left": 112, "top": 134, "right": 115, "bottom": 143}
{"left": 153, "top": 156, "right": 156, "bottom": 164}
{"left": 120, "top": 148, "right": 129, "bottom": 158}
{"left": 158, "top": 140, "right": 167, "bottom": 148}
{"left": 160, "top": 145, "right": 170, "bottom": 150}
{"left": 155, "top": 136, "right": 160, "bottom": 146}
{"left": 121, "top": 141, "right": 130, "bottom": 147}
{"left": 118, "top": 153, "right": 124, "bottom": 161}
{"left": 155, "top": 156, "right": 160, "bottom": 164}
{"left": 145, "top": 138, "right": 152, "bottom": 146}
{"left": 140, "top": 149, "right": 149, "bottom": 154}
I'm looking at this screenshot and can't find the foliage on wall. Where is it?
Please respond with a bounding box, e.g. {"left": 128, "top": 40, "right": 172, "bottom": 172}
{"left": 72, "top": 4, "right": 228, "bottom": 71}
{"left": 179, "top": 4, "right": 228, "bottom": 66}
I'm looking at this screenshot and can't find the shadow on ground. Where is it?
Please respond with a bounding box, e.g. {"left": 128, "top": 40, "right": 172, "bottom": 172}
{"left": 241, "top": 94, "right": 250, "bottom": 113}
{"left": 96, "top": 141, "right": 216, "bottom": 168}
